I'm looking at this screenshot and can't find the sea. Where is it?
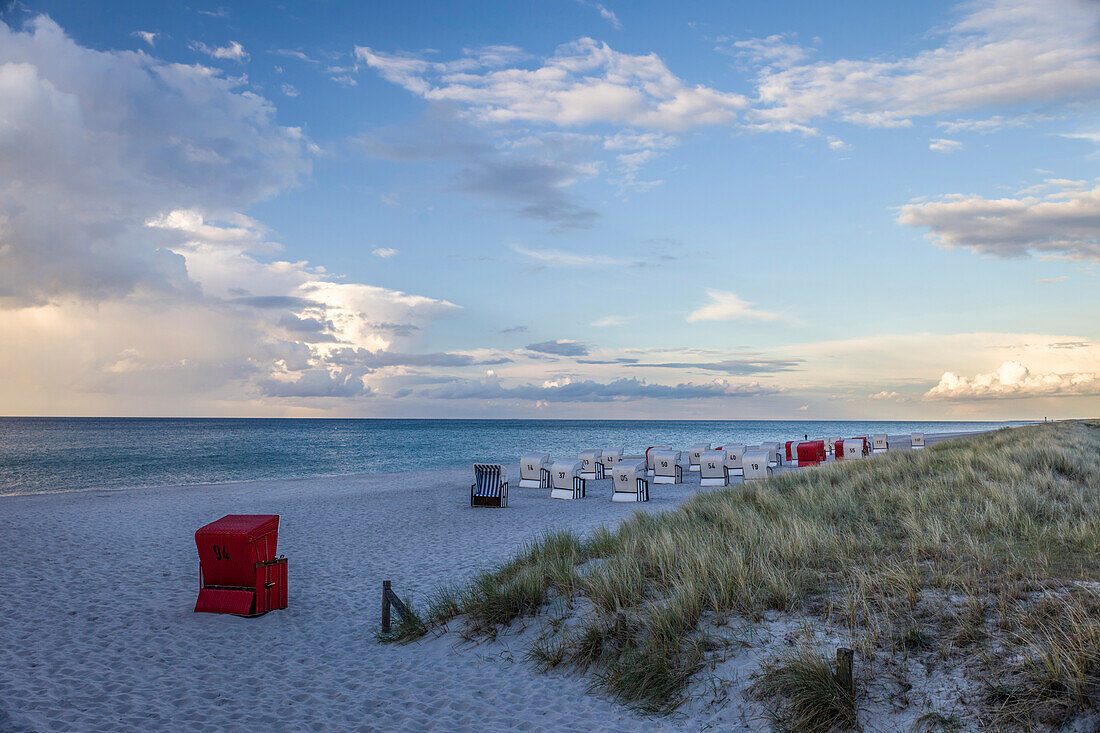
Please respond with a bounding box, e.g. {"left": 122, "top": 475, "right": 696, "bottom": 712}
{"left": 0, "top": 417, "right": 1034, "bottom": 497}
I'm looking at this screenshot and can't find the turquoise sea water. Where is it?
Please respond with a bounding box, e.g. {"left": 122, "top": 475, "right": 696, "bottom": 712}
{"left": 0, "top": 418, "right": 1029, "bottom": 496}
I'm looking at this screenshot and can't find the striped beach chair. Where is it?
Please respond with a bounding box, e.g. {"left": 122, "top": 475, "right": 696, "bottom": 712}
{"left": 471, "top": 463, "right": 509, "bottom": 508}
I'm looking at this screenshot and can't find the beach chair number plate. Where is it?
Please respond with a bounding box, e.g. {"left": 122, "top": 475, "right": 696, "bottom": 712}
{"left": 558, "top": 472, "right": 566, "bottom": 479}
{"left": 619, "top": 474, "right": 628, "bottom": 482}
{"left": 212, "top": 544, "right": 230, "bottom": 561}
{"left": 750, "top": 463, "right": 760, "bottom": 471}
{"left": 526, "top": 464, "right": 534, "bottom": 471}
{"left": 706, "top": 462, "right": 716, "bottom": 469}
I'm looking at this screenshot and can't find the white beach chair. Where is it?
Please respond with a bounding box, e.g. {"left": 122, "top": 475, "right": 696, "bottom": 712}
{"left": 578, "top": 449, "right": 606, "bottom": 481}
{"left": 760, "top": 442, "right": 783, "bottom": 467}
{"left": 688, "top": 443, "right": 711, "bottom": 472}
{"left": 518, "top": 451, "right": 551, "bottom": 489}
{"left": 840, "top": 437, "right": 869, "bottom": 460}
{"left": 601, "top": 447, "right": 623, "bottom": 475}
{"left": 699, "top": 449, "right": 729, "bottom": 487}
{"left": 471, "top": 464, "right": 509, "bottom": 508}
{"left": 550, "top": 460, "right": 586, "bottom": 500}
{"left": 911, "top": 433, "right": 925, "bottom": 449}
{"left": 723, "top": 444, "right": 747, "bottom": 476}
{"left": 611, "top": 459, "right": 649, "bottom": 502}
{"left": 742, "top": 450, "right": 773, "bottom": 481}
{"left": 645, "top": 446, "right": 670, "bottom": 477}
{"left": 652, "top": 449, "right": 685, "bottom": 484}
{"left": 872, "top": 434, "right": 888, "bottom": 452}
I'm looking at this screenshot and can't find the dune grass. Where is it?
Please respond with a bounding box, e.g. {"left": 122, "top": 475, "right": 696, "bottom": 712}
{"left": 387, "top": 421, "right": 1100, "bottom": 727}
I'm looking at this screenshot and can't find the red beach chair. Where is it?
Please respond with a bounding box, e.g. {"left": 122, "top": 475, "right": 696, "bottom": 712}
{"left": 195, "top": 514, "right": 288, "bottom": 616}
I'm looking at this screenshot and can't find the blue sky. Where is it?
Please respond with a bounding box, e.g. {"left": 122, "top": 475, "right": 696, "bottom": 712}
{"left": 0, "top": 0, "right": 1098, "bottom": 418}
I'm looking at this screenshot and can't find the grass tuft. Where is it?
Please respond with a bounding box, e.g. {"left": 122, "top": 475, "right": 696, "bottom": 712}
{"left": 751, "top": 643, "right": 857, "bottom": 732}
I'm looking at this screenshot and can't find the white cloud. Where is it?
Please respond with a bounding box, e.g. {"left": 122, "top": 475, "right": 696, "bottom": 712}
{"left": 937, "top": 112, "right": 1052, "bottom": 133}
{"left": 132, "top": 31, "right": 157, "bottom": 47}
{"left": 1033, "top": 275, "right": 1068, "bottom": 284}
{"left": 725, "top": 34, "right": 808, "bottom": 68}
{"left": 371, "top": 247, "right": 398, "bottom": 259}
{"left": 868, "top": 390, "right": 901, "bottom": 401}
{"left": 747, "top": 0, "right": 1100, "bottom": 131}
{"left": 929, "top": 138, "right": 963, "bottom": 153}
{"left": 0, "top": 16, "right": 308, "bottom": 306}
{"left": 924, "top": 360, "right": 1100, "bottom": 400}
{"left": 281, "top": 83, "right": 299, "bottom": 97}
{"left": 189, "top": 39, "right": 248, "bottom": 62}
{"left": 509, "top": 243, "right": 625, "bottom": 267}
{"left": 577, "top": 1, "right": 622, "bottom": 30}
{"left": 897, "top": 182, "right": 1100, "bottom": 262}
{"left": 590, "top": 315, "right": 629, "bottom": 327}
{"left": 686, "top": 290, "right": 782, "bottom": 323}
{"left": 357, "top": 37, "right": 748, "bottom": 130}
{"left": 0, "top": 17, "right": 461, "bottom": 413}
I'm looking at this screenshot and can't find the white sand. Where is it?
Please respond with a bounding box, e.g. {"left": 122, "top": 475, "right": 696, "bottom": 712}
{"left": 0, "top": 432, "right": 981, "bottom": 731}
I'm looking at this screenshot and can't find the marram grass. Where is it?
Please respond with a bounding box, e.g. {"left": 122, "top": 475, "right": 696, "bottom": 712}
{"left": 387, "top": 421, "right": 1100, "bottom": 727}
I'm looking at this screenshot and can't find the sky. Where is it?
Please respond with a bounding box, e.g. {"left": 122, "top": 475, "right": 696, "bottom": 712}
{"left": 0, "top": 0, "right": 1098, "bottom": 419}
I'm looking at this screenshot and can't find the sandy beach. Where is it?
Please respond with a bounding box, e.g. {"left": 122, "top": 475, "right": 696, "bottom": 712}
{"left": 0, "top": 432, "right": 980, "bottom": 731}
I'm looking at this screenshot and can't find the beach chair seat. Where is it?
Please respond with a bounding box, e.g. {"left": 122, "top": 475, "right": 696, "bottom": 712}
{"left": 550, "top": 460, "right": 586, "bottom": 500}
{"left": 723, "top": 444, "right": 746, "bottom": 476}
{"left": 578, "top": 449, "right": 606, "bottom": 481}
{"left": 699, "top": 449, "right": 729, "bottom": 486}
{"left": 645, "top": 446, "right": 670, "bottom": 476}
{"left": 601, "top": 447, "right": 624, "bottom": 475}
{"left": 872, "top": 434, "right": 888, "bottom": 452}
{"left": 652, "top": 449, "right": 684, "bottom": 484}
{"left": 911, "top": 433, "right": 925, "bottom": 449}
{"left": 742, "top": 450, "right": 773, "bottom": 481}
{"left": 612, "top": 459, "right": 649, "bottom": 502}
{"left": 471, "top": 464, "right": 509, "bottom": 507}
{"left": 519, "top": 452, "right": 551, "bottom": 489}
{"left": 688, "top": 443, "right": 711, "bottom": 472}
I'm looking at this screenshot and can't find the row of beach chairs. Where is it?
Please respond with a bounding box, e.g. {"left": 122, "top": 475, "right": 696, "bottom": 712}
{"left": 471, "top": 433, "right": 927, "bottom": 508}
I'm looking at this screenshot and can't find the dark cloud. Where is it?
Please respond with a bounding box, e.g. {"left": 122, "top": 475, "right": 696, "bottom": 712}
{"left": 628, "top": 358, "right": 802, "bottom": 375}
{"left": 500, "top": 325, "right": 528, "bottom": 334}
{"left": 455, "top": 158, "right": 599, "bottom": 229}
{"left": 357, "top": 109, "right": 600, "bottom": 229}
{"left": 277, "top": 313, "right": 339, "bottom": 342}
{"left": 233, "top": 295, "right": 322, "bottom": 309}
{"left": 421, "top": 377, "right": 773, "bottom": 403}
{"left": 327, "top": 347, "right": 511, "bottom": 369}
{"left": 526, "top": 340, "right": 590, "bottom": 357}
{"left": 368, "top": 321, "right": 422, "bottom": 337}
{"left": 577, "top": 358, "right": 640, "bottom": 364}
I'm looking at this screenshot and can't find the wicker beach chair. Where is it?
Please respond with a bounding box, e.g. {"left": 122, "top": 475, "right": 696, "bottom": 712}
{"left": 519, "top": 452, "right": 552, "bottom": 489}
{"left": 471, "top": 463, "right": 509, "bottom": 508}
{"left": 578, "top": 449, "right": 606, "bottom": 481}
{"left": 612, "top": 458, "right": 649, "bottom": 502}
{"left": 550, "top": 460, "right": 586, "bottom": 500}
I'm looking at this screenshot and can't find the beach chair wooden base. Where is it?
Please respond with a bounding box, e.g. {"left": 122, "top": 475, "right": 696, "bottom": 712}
{"left": 612, "top": 477, "right": 649, "bottom": 502}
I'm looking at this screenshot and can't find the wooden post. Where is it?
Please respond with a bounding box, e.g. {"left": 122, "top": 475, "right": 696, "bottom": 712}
{"left": 836, "top": 647, "right": 854, "bottom": 697}
{"left": 382, "top": 580, "right": 392, "bottom": 632}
